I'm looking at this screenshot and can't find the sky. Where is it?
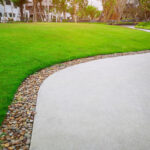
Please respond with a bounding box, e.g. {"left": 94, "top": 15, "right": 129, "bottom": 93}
{"left": 88, "top": 0, "right": 103, "bottom": 10}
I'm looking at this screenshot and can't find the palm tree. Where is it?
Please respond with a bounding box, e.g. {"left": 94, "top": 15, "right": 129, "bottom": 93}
{"left": 71, "top": 0, "right": 86, "bottom": 22}
{"left": 33, "top": 0, "right": 37, "bottom": 21}
{"left": 60, "top": 0, "right": 68, "bottom": 20}
{"left": 52, "top": 0, "right": 67, "bottom": 21}
{"left": 37, "top": 0, "right": 44, "bottom": 21}
{"left": 86, "top": 5, "right": 100, "bottom": 20}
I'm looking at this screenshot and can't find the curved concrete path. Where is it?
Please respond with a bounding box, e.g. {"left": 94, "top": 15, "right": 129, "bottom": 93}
{"left": 30, "top": 53, "right": 150, "bottom": 150}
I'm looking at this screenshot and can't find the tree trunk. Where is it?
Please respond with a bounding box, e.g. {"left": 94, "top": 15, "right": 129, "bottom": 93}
{"left": 33, "top": 0, "right": 37, "bottom": 22}
{"left": 73, "top": 2, "right": 77, "bottom": 22}
{"left": 39, "top": 1, "right": 44, "bottom": 21}
{"left": 20, "top": 1, "right": 24, "bottom": 21}
{"left": 144, "top": 11, "right": 148, "bottom": 21}
{"left": 63, "top": 11, "right": 66, "bottom": 20}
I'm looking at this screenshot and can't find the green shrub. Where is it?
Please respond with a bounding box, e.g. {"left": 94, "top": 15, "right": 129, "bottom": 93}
{"left": 135, "top": 22, "right": 150, "bottom": 30}
{"left": 107, "top": 21, "right": 138, "bottom": 25}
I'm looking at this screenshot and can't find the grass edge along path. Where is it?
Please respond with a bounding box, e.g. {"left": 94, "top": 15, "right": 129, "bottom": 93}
{"left": 0, "top": 50, "right": 150, "bottom": 150}
{"left": 0, "top": 23, "right": 150, "bottom": 125}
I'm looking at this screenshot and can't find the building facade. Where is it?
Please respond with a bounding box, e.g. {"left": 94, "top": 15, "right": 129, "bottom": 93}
{"left": 0, "top": 0, "right": 29, "bottom": 22}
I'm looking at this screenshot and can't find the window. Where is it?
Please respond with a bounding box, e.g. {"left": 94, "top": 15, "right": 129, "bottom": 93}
{"left": 9, "top": 13, "right": 12, "bottom": 17}
{"left": 13, "top": 13, "right": 15, "bottom": 17}
{"left": 4, "top": 13, "right": 7, "bottom": 17}
{"left": 14, "top": 3, "right": 17, "bottom": 8}
{"left": 6, "top": 0, "right": 11, "bottom": 5}
{"left": 0, "top": 13, "right": 2, "bottom": 17}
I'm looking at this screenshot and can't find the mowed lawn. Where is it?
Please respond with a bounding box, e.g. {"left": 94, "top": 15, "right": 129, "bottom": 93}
{"left": 0, "top": 23, "right": 150, "bottom": 124}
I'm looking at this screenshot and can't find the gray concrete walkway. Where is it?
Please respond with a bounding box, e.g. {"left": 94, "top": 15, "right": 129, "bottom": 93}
{"left": 30, "top": 53, "right": 150, "bottom": 150}
{"left": 123, "top": 25, "right": 150, "bottom": 32}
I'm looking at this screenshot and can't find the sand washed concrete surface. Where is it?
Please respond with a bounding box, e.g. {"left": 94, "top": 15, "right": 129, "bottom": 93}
{"left": 30, "top": 53, "right": 150, "bottom": 150}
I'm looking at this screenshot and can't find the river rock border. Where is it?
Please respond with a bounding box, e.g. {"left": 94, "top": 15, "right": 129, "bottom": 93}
{"left": 0, "top": 50, "right": 150, "bottom": 150}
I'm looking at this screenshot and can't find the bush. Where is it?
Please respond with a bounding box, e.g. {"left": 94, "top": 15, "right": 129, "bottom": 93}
{"left": 107, "top": 21, "right": 138, "bottom": 25}
{"left": 136, "top": 22, "right": 150, "bottom": 26}
{"left": 28, "top": 19, "right": 33, "bottom": 23}
{"left": 135, "top": 22, "right": 150, "bottom": 30}
{"left": 62, "top": 19, "right": 68, "bottom": 22}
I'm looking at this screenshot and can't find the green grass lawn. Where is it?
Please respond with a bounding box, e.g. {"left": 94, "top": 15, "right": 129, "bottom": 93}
{"left": 135, "top": 22, "right": 150, "bottom": 30}
{"left": 0, "top": 23, "right": 150, "bottom": 124}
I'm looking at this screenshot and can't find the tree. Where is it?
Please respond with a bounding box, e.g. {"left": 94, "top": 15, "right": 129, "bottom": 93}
{"left": 121, "top": 0, "right": 150, "bottom": 21}
{"left": 69, "top": 0, "right": 88, "bottom": 22}
{"left": 70, "top": 0, "right": 78, "bottom": 22}
{"left": 68, "top": 5, "right": 74, "bottom": 19}
{"left": 85, "top": 5, "right": 101, "bottom": 20}
{"left": 37, "top": 0, "right": 44, "bottom": 21}
{"left": 101, "top": 0, "right": 127, "bottom": 22}
{"left": 60, "top": 0, "right": 68, "bottom": 19}
{"left": 12, "top": 0, "right": 28, "bottom": 21}
{"left": 95, "top": 9, "right": 101, "bottom": 18}
{"left": 77, "top": 0, "right": 87, "bottom": 19}
{"left": 139, "top": 0, "right": 150, "bottom": 20}
{"left": 52, "top": 0, "right": 60, "bottom": 21}
{"left": 33, "top": 0, "right": 37, "bottom": 21}
{"left": 77, "top": 7, "right": 86, "bottom": 19}
{"left": 0, "top": 0, "right": 4, "bottom": 4}
{"left": 52, "top": 0, "right": 68, "bottom": 21}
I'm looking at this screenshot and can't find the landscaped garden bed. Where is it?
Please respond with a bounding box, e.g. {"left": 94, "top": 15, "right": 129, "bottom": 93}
{"left": 135, "top": 22, "right": 150, "bottom": 30}
{"left": 0, "top": 23, "right": 150, "bottom": 149}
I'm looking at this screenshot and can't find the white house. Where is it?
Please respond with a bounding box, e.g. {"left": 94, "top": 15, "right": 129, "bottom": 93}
{"left": 0, "top": 0, "right": 29, "bottom": 22}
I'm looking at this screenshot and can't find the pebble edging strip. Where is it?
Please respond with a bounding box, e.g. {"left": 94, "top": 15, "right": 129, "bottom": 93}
{"left": 0, "top": 50, "right": 150, "bottom": 150}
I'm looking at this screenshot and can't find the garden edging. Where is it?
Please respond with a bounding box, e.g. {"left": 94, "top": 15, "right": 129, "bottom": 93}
{"left": 0, "top": 50, "right": 150, "bottom": 150}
